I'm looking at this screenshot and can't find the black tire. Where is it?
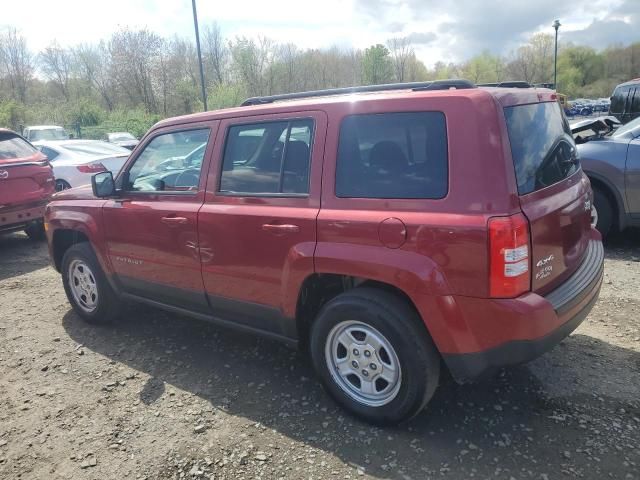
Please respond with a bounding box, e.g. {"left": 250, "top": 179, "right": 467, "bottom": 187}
{"left": 593, "top": 188, "right": 613, "bottom": 238}
{"left": 55, "top": 179, "right": 72, "bottom": 192}
{"left": 24, "top": 221, "right": 46, "bottom": 241}
{"left": 310, "top": 287, "right": 440, "bottom": 425}
{"left": 61, "top": 242, "right": 120, "bottom": 324}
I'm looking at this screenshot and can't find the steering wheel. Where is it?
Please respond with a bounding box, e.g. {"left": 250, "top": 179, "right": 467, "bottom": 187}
{"left": 174, "top": 170, "right": 200, "bottom": 189}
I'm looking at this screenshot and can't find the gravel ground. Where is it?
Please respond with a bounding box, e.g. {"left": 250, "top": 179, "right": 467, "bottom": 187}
{"left": 0, "top": 231, "right": 639, "bottom": 480}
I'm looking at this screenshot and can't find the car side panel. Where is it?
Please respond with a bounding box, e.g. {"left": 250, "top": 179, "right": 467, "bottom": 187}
{"left": 316, "top": 91, "right": 517, "bottom": 354}
{"left": 625, "top": 137, "right": 640, "bottom": 215}
{"left": 579, "top": 138, "right": 630, "bottom": 222}
{"left": 46, "top": 200, "right": 111, "bottom": 273}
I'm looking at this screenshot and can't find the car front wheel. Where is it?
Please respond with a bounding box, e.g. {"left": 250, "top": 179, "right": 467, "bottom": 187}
{"left": 61, "top": 242, "right": 120, "bottom": 324}
{"left": 310, "top": 287, "right": 440, "bottom": 425}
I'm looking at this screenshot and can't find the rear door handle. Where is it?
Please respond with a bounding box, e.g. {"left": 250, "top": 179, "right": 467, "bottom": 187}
{"left": 262, "top": 223, "right": 300, "bottom": 234}
{"left": 161, "top": 216, "right": 188, "bottom": 226}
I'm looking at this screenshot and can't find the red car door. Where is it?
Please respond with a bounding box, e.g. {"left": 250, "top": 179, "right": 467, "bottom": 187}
{"left": 102, "top": 123, "right": 217, "bottom": 311}
{"left": 198, "top": 111, "right": 327, "bottom": 338}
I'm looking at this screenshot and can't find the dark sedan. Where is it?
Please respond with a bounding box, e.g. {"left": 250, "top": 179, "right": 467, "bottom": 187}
{"left": 575, "top": 116, "right": 640, "bottom": 237}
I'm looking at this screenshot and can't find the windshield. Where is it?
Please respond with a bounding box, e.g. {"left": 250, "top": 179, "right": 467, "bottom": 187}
{"left": 612, "top": 116, "right": 640, "bottom": 138}
{"left": 62, "top": 141, "right": 130, "bottom": 156}
{"left": 505, "top": 101, "right": 578, "bottom": 195}
{"left": 109, "top": 132, "right": 136, "bottom": 142}
{"left": 30, "top": 128, "right": 69, "bottom": 141}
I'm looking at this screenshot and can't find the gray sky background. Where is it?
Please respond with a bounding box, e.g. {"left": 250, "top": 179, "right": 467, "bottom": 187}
{"left": 3, "top": 0, "right": 639, "bottom": 66}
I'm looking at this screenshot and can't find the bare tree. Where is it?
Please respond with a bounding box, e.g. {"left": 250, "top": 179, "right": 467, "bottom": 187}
{"left": 387, "top": 37, "right": 413, "bottom": 82}
{"left": 40, "top": 41, "right": 73, "bottom": 100}
{"left": 0, "top": 27, "right": 33, "bottom": 103}
{"left": 109, "top": 28, "right": 163, "bottom": 112}
{"left": 202, "top": 23, "right": 228, "bottom": 86}
{"left": 74, "top": 42, "right": 115, "bottom": 110}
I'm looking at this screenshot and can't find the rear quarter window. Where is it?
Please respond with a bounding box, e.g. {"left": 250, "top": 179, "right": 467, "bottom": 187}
{"left": 504, "top": 102, "right": 578, "bottom": 195}
{"left": 335, "top": 112, "right": 448, "bottom": 199}
{"left": 0, "top": 132, "right": 38, "bottom": 160}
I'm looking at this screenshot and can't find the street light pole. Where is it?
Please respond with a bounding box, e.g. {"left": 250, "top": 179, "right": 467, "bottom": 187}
{"left": 192, "top": 0, "right": 208, "bottom": 111}
{"left": 553, "top": 19, "right": 561, "bottom": 91}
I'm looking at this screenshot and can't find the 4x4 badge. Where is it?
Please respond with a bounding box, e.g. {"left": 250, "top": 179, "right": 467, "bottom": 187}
{"left": 0, "top": 170, "right": 8, "bottom": 179}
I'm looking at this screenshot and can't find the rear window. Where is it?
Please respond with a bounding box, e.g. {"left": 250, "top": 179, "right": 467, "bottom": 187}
{"left": 336, "top": 112, "right": 448, "bottom": 199}
{"left": 0, "top": 132, "right": 38, "bottom": 160}
{"left": 504, "top": 102, "right": 578, "bottom": 195}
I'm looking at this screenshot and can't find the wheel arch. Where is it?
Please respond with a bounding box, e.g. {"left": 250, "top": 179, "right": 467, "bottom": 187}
{"left": 294, "top": 273, "right": 434, "bottom": 352}
{"left": 585, "top": 170, "right": 627, "bottom": 231}
{"left": 52, "top": 228, "right": 90, "bottom": 271}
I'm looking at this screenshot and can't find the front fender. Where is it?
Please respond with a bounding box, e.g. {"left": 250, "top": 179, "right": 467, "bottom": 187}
{"left": 46, "top": 200, "right": 110, "bottom": 274}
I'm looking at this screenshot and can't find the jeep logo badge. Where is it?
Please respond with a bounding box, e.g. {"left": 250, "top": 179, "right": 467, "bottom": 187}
{"left": 0, "top": 170, "right": 8, "bottom": 179}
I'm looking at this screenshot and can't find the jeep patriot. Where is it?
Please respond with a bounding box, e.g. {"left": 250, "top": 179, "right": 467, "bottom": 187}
{"left": 45, "top": 80, "right": 604, "bottom": 424}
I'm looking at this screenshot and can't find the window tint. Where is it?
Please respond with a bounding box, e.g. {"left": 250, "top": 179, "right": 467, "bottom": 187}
{"left": 335, "top": 112, "right": 448, "bottom": 199}
{"left": 610, "top": 86, "right": 629, "bottom": 114}
{"left": 125, "top": 128, "right": 210, "bottom": 192}
{"left": 505, "top": 102, "right": 578, "bottom": 195}
{"left": 632, "top": 88, "right": 640, "bottom": 114}
{"left": 40, "top": 146, "right": 60, "bottom": 161}
{"left": 0, "top": 132, "right": 38, "bottom": 159}
{"left": 219, "top": 119, "right": 313, "bottom": 195}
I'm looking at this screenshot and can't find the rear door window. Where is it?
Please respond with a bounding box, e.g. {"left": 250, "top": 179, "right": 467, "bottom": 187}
{"left": 504, "top": 101, "right": 578, "bottom": 195}
{"left": 0, "top": 132, "right": 38, "bottom": 159}
{"left": 335, "top": 112, "right": 448, "bottom": 199}
{"left": 219, "top": 119, "right": 314, "bottom": 195}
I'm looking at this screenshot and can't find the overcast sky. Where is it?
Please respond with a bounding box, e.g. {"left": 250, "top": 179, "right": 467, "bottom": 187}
{"left": 4, "top": 0, "right": 639, "bottom": 66}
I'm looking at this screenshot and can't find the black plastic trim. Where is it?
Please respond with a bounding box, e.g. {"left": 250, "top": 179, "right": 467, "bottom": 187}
{"left": 121, "top": 292, "right": 298, "bottom": 348}
{"left": 544, "top": 239, "right": 604, "bottom": 315}
{"left": 241, "top": 80, "right": 475, "bottom": 106}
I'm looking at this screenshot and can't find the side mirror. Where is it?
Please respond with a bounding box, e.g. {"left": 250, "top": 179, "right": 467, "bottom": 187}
{"left": 91, "top": 171, "right": 116, "bottom": 198}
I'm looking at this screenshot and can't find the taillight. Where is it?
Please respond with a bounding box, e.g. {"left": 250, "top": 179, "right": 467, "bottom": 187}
{"left": 77, "top": 163, "right": 107, "bottom": 173}
{"left": 488, "top": 213, "right": 531, "bottom": 298}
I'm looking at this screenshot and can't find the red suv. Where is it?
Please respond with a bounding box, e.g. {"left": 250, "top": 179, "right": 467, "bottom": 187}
{"left": 45, "top": 81, "right": 604, "bottom": 424}
{"left": 0, "top": 129, "right": 55, "bottom": 240}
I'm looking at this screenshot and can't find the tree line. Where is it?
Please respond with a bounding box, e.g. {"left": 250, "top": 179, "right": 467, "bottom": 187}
{"left": 1, "top": 24, "right": 639, "bottom": 135}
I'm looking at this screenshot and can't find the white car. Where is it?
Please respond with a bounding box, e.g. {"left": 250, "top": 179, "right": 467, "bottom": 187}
{"left": 37, "top": 140, "right": 130, "bottom": 191}
{"left": 23, "top": 125, "right": 70, "bottom": 143}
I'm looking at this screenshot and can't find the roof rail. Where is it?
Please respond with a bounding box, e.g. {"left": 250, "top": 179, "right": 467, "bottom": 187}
{"left": 241, "top": 79, "right": 476, "bottom": 106}
{"left": 478, "top": 81, "right": 533, "bottom": 89}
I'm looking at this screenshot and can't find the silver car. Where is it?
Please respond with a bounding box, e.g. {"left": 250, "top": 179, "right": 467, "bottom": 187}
{"left": 575, "top": 116, "right": 640, "bottom": 237}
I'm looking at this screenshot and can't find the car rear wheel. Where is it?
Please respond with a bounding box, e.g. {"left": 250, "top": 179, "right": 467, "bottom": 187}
{"left": 55, "top": 179, "right": 71, "bottom": 192}
{"left": 24, "top": 221, "right": 46, "bottom": 241}
{"left": 61, "top": 242, "right": 120, "bottom": 324}
{"left": 310, "top": 287, "right": 440, "bottom": 425}
{"left": 592, "top": 188, "right": 613, "bottom": 238}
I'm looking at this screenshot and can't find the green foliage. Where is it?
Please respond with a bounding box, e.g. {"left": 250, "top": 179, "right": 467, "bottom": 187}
{"left": 362, "top": 44, "right": 394, "bottom": 84}
{"left": 208, "top": 83, "right": 246, "bottom": 110}
{"left": 0, "top": 100, "right": 26, "bottom": 130}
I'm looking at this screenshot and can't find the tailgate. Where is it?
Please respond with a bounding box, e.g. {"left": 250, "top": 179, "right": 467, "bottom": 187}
{"left": 0, "top": 159, "right": 55, "bottom": 208}
{"left": 519, "top": 173, "right": 592, "bottom": 293}
{"left": 503, "top": 101, "right": 593, "bottom": 293}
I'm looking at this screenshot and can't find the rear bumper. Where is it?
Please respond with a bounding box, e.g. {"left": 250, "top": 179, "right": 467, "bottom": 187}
{"left": 0, "top": 203, "right": 46, "bottom": 233}
{"left": 442, "top": 235, "right": 604, "bottom": 382}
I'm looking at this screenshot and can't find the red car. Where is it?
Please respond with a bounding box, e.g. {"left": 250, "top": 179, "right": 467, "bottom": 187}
{"left": 0, "top": 129, "right": 55, "bottom": 240}
{"left": 45, "top": 81, "right": 604, "bottom": 424}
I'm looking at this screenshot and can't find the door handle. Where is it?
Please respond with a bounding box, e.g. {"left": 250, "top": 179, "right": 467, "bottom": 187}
{"left": 262, "top": 223, "right": 300, "bottom": 234}
{"left": 161, "top": 216, "right": 188, "bottom": 226}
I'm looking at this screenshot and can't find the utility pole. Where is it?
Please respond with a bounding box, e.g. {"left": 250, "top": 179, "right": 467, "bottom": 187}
{"left": 192, "top": 0, "right": 208, "bottom": 111}
{"left": 553, "top": 19, "right": 561, "bottom": 91}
